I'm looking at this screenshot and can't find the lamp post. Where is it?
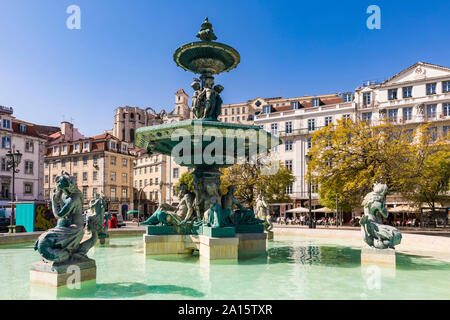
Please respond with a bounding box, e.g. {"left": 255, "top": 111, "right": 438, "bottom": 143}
{"left": 6, "top": 147, "right": 22, "bottom": 229}
{"left": 305, "top": 155, "right": 314, "bottom": 229}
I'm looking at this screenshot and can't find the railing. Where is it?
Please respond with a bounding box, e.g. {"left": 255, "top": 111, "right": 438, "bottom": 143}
{"left": 277, "top": 126, "right": 326, "bottom": 137}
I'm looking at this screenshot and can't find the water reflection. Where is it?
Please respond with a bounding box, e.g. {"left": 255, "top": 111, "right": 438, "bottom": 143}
{"left": 51, "top": 282, "right": 205, "bottom": 299}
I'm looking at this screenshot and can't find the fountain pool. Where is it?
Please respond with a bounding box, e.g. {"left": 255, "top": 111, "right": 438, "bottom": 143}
{"left": 1, "top": 236, "right": 449, "bottom": 300}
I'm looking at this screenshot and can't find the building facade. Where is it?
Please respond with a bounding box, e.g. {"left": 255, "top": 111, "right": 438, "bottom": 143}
{"left": 0, "top": 106, "right": 48, "bottom": 208}
{"left": 253, "top": 94, "right": 355, "bottom": 207}
{"left": 113, "top": 89, "right": 191, "bottom": 144}
{"left": 44, "top": 122, "right": 135, "bottom": 216}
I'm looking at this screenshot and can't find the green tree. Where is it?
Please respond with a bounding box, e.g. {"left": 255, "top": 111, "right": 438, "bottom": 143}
{"left": 307, "top": 119, "right": 418, "bottom": 211}
{"left": 175, "top": 171, "right": 194, "bottom": 194}
{"left": 395, "top": 125, "right": 450, "bottom": 213}
{"left": 220, "top": 160, "right": 295, "bottom": 208}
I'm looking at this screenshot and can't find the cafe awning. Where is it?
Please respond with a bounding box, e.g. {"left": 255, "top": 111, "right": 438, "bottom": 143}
{"left": 388, "top": 205, "right": 419, "bottom": 213}
{"left": 285, "top": 207, "right": 310, "bottom": 213}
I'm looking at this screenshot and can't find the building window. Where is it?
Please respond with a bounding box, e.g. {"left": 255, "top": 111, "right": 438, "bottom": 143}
{"left": 427, "top": 104, "right": 437, "bottom": 119}
{"left": 53, "top": 146, "right": 58, "bottom": 154}
{"left": 324, "top": 116, "right": 332, "bottom": 126}
{"left": 93, "top": 171, "right": 98, "bottom": 181}
{"left": 403, "top": 107, "right": 413, "bottom": 121}
{"left": 53, "top": 174, "right": 57, "bottom": 182}
{"left": 308, "top": 119, "right": 315, "bottom": 131}
{"left": 285, "top": 121, "right": 292, "bottom": 134}
{"left": 285, "top": 140, "right": 293, "bottom": 151}
{"left": 24, "top": 160, "right": 34, "bottom": 174}
{"left": 291, "top": 101, "right": 299, "bottom": 110}
{"left": 110, "top": 188, "right": 116, "bottom": 200}
{"left": 53, "top": 161, "right": 57, "bottom": 168}
{"left": 403, "top": 87, "right": 412, "bottom": 98}
{"left": 263, "top": 105, "right": 271, "bottom": 114}
{"left": 173, "top": 167, "right": 179, "bottom": 179}
{"left": 307, "top": 137, "right": 312, "bottom": 149}
{"left": 444, "top": 126, "right": 450, "bottom": 137}
{"left": 74, "top": 143, "right": 80, "bottom": 151}
{"left": 122, "top": 188, "right": 127, "bottom": 199}
{"left": 2, "top": 136, "right": 11, "bottom": 149}
{"left": 343, "top": 93, "right": 352, "bottom": 103}
{"left": 362, "top": 112, "right": 372, "bottom": 122}
{"left": 62, "top": 145, "right": 67, "bottom": 153}
{"left": 83, "top": 141, "right": 90, "bottom": 150}
{"left": 73, "top": 173, "right": 78, "bottom": 183}
{"left": 83, "top": 156, "right": 88, "bottom": 166}
{"left": 155, "top": 178, "right": 159, "bottom": 185}
{"left": 110, "top": 171, "right": 116, "bottom": 182}
{"left": 428, "top": 127, "right": 438, "bottom": 142}
{"left": 44, "top": 161, "right": 49, "bottom": 169}
{"left": 150, "top": 178, "right": 153, "bottom": 186}
{"left": 285, "top": 160, "right": 293, "bottom": 171}
{"left": 224, "top": 109, "right": 228, "bottom": 115}
{"left": 45, "top": 175, "right": 49, "bottom": 184}
{"left": 83, "top": 187, "right": 88, "bottom": 199}
{"left": 443, "top": 81, "right": 450, "bottom": 93}
{"left": 286, "top": 183, "right": 293, "bottom": 194}
{"left": 122, "top": 158, "right": 127, "bottom": 167}
{"left": 83, "top": 172, "right": 88, "bottom": 181}
{"left": 110, "top": 141, "right": 117, "bottom": 150}
{"left": 444, "top": 103, "right": 450, "bottom": 117}
{"left": 1, "top": 158, "right": 9, "bottom": 171}
{"left": 271, "top": 123, "right": 278, "bottom": 135}
{"left": 343, "top": 114, "right": 351, "bottom": 121}
{"left": 388, "top": 109, "right": 398, "bottom": 122}
{"left": 25, "top": 141, "right": 34, "bottom": 153}
{"left": 363, "top": 92, "right": 371, "bottom": 105}
{"left": 155, "top": 165, "right": 159, "bottom": 173}
{"left": 237, "top": 116, "right": 240, "bottom": 122}
{"left": 93, "top": 155, "right": 98, "bottom": 166}
{"left": 61, "top": 159, "right": 66, "bottom": 168}
{"left": 2, "top": 119, "right": 11, "bottom": 129}
{"left": 312, "top": 98, "right": 319, "bottom": 107}
{"left": 388, "top": 88, "right": 398, "bottom": 100}
{"left": 154, "top": 191, "right": 158, "bottom": 200}
{"left": 426, "top": 83, "right": 436, "bottom": 95}
{"left": 24, "top": 183, "right": 33, "bottom": 195}
{"left": 73, "top": 157, "right": 78, "bottom": 166}
{"left": 93, "top": 188, "right": 98, "bottom": 197}
{"left": 110, "top": 156, "right": 116, "bottom": 165}
{"left": 122, "top": 173, "right": 127, "bottom": 183}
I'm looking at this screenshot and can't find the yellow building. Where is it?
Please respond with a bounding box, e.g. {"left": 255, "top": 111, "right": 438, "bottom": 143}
{"left": 132, "top": 150, "right": 189, "bottom": 217}
{"left": 44, "top": 122, "right": 135, "bottom": 217}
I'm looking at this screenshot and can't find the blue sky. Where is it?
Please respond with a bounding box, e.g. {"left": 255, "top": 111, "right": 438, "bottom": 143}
{"left": 0, "top": 0, "right": 449, "bottom": 136}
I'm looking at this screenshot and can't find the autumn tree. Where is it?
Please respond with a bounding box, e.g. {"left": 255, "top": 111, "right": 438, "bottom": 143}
{"left": 395, "top": 125, "right": 450, "bottom": 213}
{"left": 307, "top": 119, "right": 418, "bottom": 211}
{"left": 220, "top": 159, "right": 295, "bottom": 208}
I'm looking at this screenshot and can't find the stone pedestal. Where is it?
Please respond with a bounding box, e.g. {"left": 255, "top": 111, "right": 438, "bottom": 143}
{"left": 29, "top": 258, "right": 96, "bottom": 287}
{"left": 265, "top": 230, "right": 274, "bottom": 241}
{"left": 236, "top": 232, "right": 267, "bottom": 252}
{"left": 143, "top": 234, "right": 195, "bottom": 255}
{"left": 199, "top": 235, "right": 238, "bottom": 260}
{"left": 203, "top": 226, "right": 235, "bottom": 237}
{"left": 361, "top": 246, "right": 396, "bottom": 266}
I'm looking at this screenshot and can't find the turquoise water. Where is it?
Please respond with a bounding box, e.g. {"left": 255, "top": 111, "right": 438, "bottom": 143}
{"left": 0, "top": 236, "right": 449, "bottom": 299}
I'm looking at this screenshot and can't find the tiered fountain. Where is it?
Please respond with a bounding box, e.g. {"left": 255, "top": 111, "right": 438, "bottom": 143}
{"left": 135, "top": 18, "right": 281, "bottom": 260}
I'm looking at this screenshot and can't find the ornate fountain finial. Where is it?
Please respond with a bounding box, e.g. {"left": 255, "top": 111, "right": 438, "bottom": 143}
{"left": 196, "top": 17, "right": 217, "bottom": 41}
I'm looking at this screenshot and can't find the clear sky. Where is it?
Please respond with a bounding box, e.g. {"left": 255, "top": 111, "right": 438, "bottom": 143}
{"left": 0, "top": 0, "right": 449, "bottom": 136}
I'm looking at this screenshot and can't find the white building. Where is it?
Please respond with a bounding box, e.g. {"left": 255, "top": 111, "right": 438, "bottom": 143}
{"left": 254, "top": 93, "right": 355, "bottom": 207}
{"left": 355, "top": 62, "right": 450, "bottom": 138}
{"left": 0, "top": 106, "right": 48, "bottom": 208}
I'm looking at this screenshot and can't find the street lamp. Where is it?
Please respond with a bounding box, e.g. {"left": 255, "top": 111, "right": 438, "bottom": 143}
{"left": 305, "top": 155, "right": 314, "bottom": 229}
{"left": 6, "top": 147, "right": 22, "bottom": 229}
